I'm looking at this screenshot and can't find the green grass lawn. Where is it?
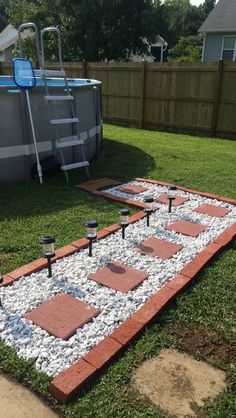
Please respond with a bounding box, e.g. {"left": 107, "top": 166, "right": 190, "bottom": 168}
{"left": 0, "top": 124, "right": 236, "bottom": 417}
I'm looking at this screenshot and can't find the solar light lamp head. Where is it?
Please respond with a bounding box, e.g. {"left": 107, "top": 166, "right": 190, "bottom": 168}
{"left": 85, "top": 220, "right": 98, "bottom": 238}
{"left": 168, "top": 184, "right": 177, "bottom": 199}
{"left": 119, "top": 208, "right": 130, "bottom": 225}
{"left": 168, "top": 192, "right": 176, "bottom": 200}
{"left": 40, "top": 235, "right": 55, "bottom": 257}
{"left": 144, "top": 196, "right": 154, "bottom": 212}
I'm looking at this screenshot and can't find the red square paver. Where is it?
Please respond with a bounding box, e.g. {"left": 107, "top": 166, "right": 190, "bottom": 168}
{"left": 89, "top": 262, "right": 148, "bottom": 292}
{"left": 155, "top": 193, "right": 189, "bottom": 207}
{"left": 117, "top": 185, "right": 149, "bottom": 195}
{"left": 134, "top": 237, "right": 183, "bottom": 260}
{"left": 166, "top": 220, "right": 207, "bottom": 237}
{"left": 24, "top": 293, "right": 100, "bottom": 340}
{"left": 193, "top": 203, "right": 231, "bottom": 218}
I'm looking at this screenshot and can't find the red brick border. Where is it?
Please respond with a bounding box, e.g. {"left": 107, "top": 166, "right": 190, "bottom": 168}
{"left": 134, "top": 177, "right": 236, "bottom": 206}
{"left": 77, "top": 177, "right": 236, "bottom": 208}
{"left": 50, "top": 221, "right": 235, "bottom": 403}
{"left": 0, "top": 224, "right": 126, "bottom": 288}
{"left": 1, "top": 179, "right": 236, "bottom": 403}
{"left": 50, "top": 359, "right": 97, "bottom": 403}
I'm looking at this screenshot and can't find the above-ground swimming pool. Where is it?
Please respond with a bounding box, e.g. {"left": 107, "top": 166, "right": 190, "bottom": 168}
{"left": 0, "top": 76, "right": 102, "bottom": 184}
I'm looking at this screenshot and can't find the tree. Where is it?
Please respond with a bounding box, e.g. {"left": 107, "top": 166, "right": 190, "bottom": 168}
{"left": 160, "top": 0, "right": 202, "bottom": 50}
{"left": 168, "top": 34, "right": 203, "bottom": 62}
{"left": 6, "top": 0, "right": 161, "bottom": 61}
{"left": 199, "top": 0, "right": 216, "bottom": 21}
{"left": 0, "top": 0, "right": 8, "bottom": 32}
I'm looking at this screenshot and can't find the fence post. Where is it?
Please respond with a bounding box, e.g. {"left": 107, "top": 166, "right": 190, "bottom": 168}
{"left": 210, "top": 60, "right": 224, "bottom": 137}
{"left": 139, "top": 61, "right": 147, "bottom": 129}
{"left": 82, "top": 60, "right": 87, "bottom": 79}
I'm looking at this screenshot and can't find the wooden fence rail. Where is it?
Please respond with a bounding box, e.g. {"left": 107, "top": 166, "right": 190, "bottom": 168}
{"left": 1, "top": 60, "right": 236, "bottom": 139}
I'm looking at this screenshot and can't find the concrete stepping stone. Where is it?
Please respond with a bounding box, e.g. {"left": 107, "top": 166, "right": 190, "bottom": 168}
{"left": 0, "top": 372, "right": 59, "bottom": 418}
{"left": 134, "top": 237, "right": 183, "bottom": 260}
{"left": 155, "top": 193, "right": 189, "bottom": 207}
{"left": 117, "top": 185, "right": 149, "bottom": 195}
{"left": 89, "top": 262, "right": 149, "bottom": 292}
{"left": 193, "top": 203, "right": 231, "bottom": 217}
{"left": 24, "top": 293, "right": 100, "bottom": 340}
{"left": 166, "top": 220, "right": 207, "bottom": 237}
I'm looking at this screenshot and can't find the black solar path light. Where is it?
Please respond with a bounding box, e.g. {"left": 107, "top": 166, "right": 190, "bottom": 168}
{"left": 119, "top": 209, "right": 130, "bottom": 239}
{"left": 85, "top": 220, "right": 98, "bottom": 257}
{"left": 41, "top": 235, "right": 55, "bottom": 278}
{"left": 168, "top": 185, "right": 177, "bottom": 213}
{"left": 144, "top": 196, "right": 154, "bottom": 226}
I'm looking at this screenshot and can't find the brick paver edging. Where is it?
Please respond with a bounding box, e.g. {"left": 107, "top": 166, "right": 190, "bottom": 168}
{"left": 134, "top": 178, "right": 236, "bottom": 206}
{"left": 50, "top": 221, "right": 236, "bottom": 403}
{"left": 77, "top": 177, "right": 236, "bottom": 208}
{"left": 1, "top": 180, "right": 236, "bottom": 403}
{"left": 0, "top": 212, "right": 147, "bottom": 288}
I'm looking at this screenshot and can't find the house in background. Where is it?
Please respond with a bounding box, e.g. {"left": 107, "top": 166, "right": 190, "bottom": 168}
{"left": 0, "top": 24, "right": 18, "bottom": 62}
{"left": 131, "top": 35, "right": 168, "bottom": 63}
{"left": 199, "top": 0, "right": 236, "bottom": 62}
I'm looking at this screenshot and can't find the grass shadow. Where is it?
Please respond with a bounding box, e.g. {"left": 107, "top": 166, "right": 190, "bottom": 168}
{"left": 88, "top": 138, "right": 156, "bottom": 181}
{"left": 0, "top": 139, "right": 155, "bottom": 221}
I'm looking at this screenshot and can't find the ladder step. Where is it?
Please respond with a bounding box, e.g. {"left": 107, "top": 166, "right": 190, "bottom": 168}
{"left": 56, "top": 137, "right": 84, "bottom": 149}
{"left": 34, "top": 69, "right": 65, "bottom": 77}
{"left": 61, "top": 161, "right": 89, "bottom": 171}
{"left": 50, "top": 118, "right": 79, "bottom": 125}
{"left": 45, "top": 95, "right": 74, "bottom": 101}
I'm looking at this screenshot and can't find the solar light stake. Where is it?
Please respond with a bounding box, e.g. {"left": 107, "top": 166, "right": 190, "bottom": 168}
{"left": 119, "top": 209, "right": 130, "bottom": 239}
{"left": 40, "top": 235, "right": 55, "bottom": 278}
{"left": 168, "top": 185, "right": 177, "bottom": 214}
{"left": 85, "top": 220, "right": 98, "bottom": 257}
{"left": 144, "top": 197, "right": 154, "bottom": 226}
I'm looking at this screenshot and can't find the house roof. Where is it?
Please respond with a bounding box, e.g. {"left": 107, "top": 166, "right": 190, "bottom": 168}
{"left": 0, "top": 24, "right": 18, "bottom": 52}
{"left": 199, "top": 0, "right": 236, "bottom": 33}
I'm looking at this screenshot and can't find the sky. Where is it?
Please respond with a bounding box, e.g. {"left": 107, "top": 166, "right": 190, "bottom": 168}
{"left": 190, "top": 0, "right": 219, "bottom": 5}
{"left": 190, "top": 0, "right": 203, "bottom": 4}
{"left": 190, "top": 0, "right": 204, "bottom": 5}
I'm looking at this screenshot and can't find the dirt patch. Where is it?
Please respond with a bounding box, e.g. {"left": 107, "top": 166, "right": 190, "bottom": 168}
{"left": 168, "top": 323, "right": 236, "bottom": 367}
{"left": 131, "top": 348, "right": 227, "bottom": 418}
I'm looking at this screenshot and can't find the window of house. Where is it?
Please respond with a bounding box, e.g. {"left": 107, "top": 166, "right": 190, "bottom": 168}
{"left": 222, "top": 36, "right": 236, "bottom": 61}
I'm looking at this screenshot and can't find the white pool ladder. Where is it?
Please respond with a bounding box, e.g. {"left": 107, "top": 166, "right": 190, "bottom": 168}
{"left": 18, "top": 23, "right": 90, "bottom": 183}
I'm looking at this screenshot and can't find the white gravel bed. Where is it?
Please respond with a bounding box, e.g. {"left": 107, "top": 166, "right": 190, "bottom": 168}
{"left": 0, "top": 181, "right": 235, "bottom": 377}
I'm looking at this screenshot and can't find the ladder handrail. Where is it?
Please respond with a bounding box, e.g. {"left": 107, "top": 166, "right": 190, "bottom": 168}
{"left": 17, "top": 22, "right": 90, "bottom": 183}
{"left": 18, "top": 22, "right": 41, "bottom": 67}
{"left": 40, "top": 27, "right": 63, "bottom": 70}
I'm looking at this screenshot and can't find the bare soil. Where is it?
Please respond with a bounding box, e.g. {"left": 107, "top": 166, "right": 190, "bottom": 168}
{"left": 168, "top": 322, "right": 236, "bottom": 367}
{"left": 131, "top": 348, "right": 227, "bottom": 418}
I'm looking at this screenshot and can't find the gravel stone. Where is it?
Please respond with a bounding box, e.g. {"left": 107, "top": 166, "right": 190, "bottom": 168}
{"left": 0, "top": 181, "right": 235, "bottom": 377}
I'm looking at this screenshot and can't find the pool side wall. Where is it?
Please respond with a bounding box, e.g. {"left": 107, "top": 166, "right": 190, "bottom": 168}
{"left": 0, "top": 79, "right": 102, "bottom": 184}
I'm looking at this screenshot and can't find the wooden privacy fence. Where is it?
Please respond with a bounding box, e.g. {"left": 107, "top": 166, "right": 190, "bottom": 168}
{"left": 1, "top": 60, "right": 236, "bottom": 139}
